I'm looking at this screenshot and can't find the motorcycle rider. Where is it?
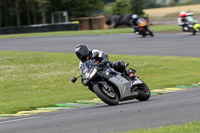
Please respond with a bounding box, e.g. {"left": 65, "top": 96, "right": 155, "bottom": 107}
{"left": 130, "top": 14, "right": 139, "bottom": 34}
{"left": 177, "top": 11, "right": 196, "bottom": 32}
{"left": 75, "top": 44, "right": 135, "bottom": 85}
{"left": 130, "top": 14, "right": 149, "bottom": 34}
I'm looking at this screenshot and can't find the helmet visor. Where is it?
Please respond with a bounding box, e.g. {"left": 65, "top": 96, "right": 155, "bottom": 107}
{"left": 76, "top": 52, "right": 88, "bottom": 62}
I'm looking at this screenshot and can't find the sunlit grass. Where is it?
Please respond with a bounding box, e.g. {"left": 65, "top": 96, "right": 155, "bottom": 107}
{"left": 144, "top": 4, "right": 200, "bottom": 17}
{"left": 0, "top": 25, "right": 180, "bottom": 39}
{"left": 0, "top": 51, "right": 199, "bottom": 114}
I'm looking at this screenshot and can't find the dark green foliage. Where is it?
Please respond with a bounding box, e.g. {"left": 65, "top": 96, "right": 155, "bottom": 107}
{"left": 193, "top": 0, "right": 200, "bottom": 2}
{"left": 101, "top": 0, "right": 116, "bottom": 4}
{"left": 0, "top": 0, "right": 104, "bottom": 27}
{"left": 112, "top": 0, "right": 130, "bottom": 15}
{"left": 129, "top": 0, "right": 145, "bottom": 15}
{"left": 174, "top": 0, "right": 180, "bottom": 3}
{"left": 144, "top": 0, "right": 163, "bottom": 9}
{"left": 61, "top": 0, "right": 104, "bottom": 17}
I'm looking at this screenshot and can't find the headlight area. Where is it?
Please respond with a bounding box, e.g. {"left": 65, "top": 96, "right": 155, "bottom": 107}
{"left": 90, "top": 68, "right": 97, "bottom": 79}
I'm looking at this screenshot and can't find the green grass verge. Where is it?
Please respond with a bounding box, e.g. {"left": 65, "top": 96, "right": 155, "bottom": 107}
{"left": 0, "top": 51, "right": 199, "bottom": 114}
{"left": 119, "top": 121, "right": 200, "bottom": 133}
{"left": 0, "top": 25, "right": 181, "bottom": 39}
{"left": 150, "top": 25, "right": 181, "bottom": 32}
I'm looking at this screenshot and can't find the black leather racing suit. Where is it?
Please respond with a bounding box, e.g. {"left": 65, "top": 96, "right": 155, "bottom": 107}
{"left": 79, "top": 49, "right": 127, "bottom": 85}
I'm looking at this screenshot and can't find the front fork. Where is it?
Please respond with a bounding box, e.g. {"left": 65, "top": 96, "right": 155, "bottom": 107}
{"left": 130, "top": 77, "right": 144, "bottom": 92}
{"left": 97, "top": 81, "right": 113, "bottom": 92}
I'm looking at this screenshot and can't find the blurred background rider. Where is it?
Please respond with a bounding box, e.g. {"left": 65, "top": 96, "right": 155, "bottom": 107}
{"left": 177, "top": 11, "right": 196, "bottom": 32}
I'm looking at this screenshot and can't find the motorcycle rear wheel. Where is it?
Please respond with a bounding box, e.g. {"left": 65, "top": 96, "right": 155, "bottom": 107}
{"left": 142, "top": 34, "right": 146, "bottom": 37}
{"left": 135, "top": 82, "right": 151, "bottom": 101}
{"left": 192, "top": 30, "right": 197, "bottom": 35}
{"left": 93, "top": 84, "right": 119, "bottom": 105}
{"left": 139, "top": 29, "right": 146, "bottom": 37}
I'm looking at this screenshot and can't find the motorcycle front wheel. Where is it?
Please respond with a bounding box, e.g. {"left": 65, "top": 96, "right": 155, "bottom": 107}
{"left": 93, "top": 83, "right": 119, "bottom": 105}
{"left": 135, "top": 82, "right": 151, "bottom": 101}
{"left": 148, "top": 30, "right": 154, "bottom": 37}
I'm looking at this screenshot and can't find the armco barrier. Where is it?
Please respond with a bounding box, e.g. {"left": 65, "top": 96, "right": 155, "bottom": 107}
{"left": 0, "top": 23, "right": 79, "bottom": 35}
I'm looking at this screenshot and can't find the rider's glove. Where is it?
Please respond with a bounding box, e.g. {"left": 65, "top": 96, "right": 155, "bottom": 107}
{"left": 99, "top": 60, "right": 110, "bottom": 67}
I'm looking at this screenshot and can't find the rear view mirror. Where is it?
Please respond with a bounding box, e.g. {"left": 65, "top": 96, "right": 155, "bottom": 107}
{"left": 71, "top": 77, "right": 77, "bottom": 83}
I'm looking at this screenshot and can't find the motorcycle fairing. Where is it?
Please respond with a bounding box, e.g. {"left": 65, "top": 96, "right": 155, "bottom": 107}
{"left": 137, "top": 18, "right": 147, "bottom": 27}
{"left": 131, "top": 77, "right": 143, "bottom": 86}
{"left": 108, "top": 75, "right": 133, "bottom": 99}
{"left": 194, "top": 24, "right": 200, "bottom": 31}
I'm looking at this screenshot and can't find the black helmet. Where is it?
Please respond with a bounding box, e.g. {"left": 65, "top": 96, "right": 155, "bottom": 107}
{"left": 75, "top": 44, "right": 90, "bottom": 62}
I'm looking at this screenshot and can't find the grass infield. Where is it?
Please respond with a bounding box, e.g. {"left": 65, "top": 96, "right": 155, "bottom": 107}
{"left": 0, "top": 25, "right": 181, "bottom": 39}
{"left": 0, "top": 51, "right": 200, "bottom": 114}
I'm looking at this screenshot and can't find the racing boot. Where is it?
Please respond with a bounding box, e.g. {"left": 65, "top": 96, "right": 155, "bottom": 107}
{"left": 127, "top": 68, "right": 136, "bottom": 80}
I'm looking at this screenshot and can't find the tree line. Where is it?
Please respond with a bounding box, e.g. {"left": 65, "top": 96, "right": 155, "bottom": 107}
{"left": 1, "top": 0, "right": 200, "bottom": 28}
{"left": 105, "top": 0, "right": 200, "bottom": 16}
{"left": 105, "top": 0, "right": 154, "bottom": 17}
{"left": 0, "top": 0, "right": 104, "bottom": 28}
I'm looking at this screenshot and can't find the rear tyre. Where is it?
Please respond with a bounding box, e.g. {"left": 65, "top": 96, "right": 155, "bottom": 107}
{"left": 142, "top": 32, "right": 146, "bottom": 37}
{"left": 135, "top": 82, "right": 151, "bottom": 101}
{"left": 139, "top": 29, "right": 146, "bottom": 37}
{"left": 93, "top": 83, "right": 119, "bottom": 105}
{"left": 192, "top": 30, "right": 196, "bottom": 35}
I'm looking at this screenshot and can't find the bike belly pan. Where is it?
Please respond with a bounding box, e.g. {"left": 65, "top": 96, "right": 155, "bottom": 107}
{"left": 108, "top": 75, "right": 132, "bottom": 99}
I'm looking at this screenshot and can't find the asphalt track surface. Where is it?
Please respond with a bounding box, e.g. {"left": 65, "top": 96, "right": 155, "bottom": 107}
{"left": 0, "top": 89, "right": 200, "bottom": 133}
{"left": 0, "top": 33, "right": 200, "bottom": 57}
{"left": 0, "top": 33, "right": 200, "bottom": 133}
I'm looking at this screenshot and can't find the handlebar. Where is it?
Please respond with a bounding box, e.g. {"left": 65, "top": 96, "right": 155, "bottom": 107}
{"left": 98, "top": 60, "right": 110, "bottom": 67}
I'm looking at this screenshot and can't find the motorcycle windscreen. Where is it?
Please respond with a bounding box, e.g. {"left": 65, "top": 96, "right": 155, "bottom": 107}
{"left": 186, "top": 16, "right": 195, "bottom": 23}
{"left": 80, "top": 60, "right": 95, "bottom": 80}
{"left": 80, "top": 60, "right": 93, "bottom": 73}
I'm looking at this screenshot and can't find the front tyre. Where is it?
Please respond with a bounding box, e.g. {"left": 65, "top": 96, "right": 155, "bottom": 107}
{"left": 148, "top": 30, "right": 154, "bottom": 37}
{"left": 135, "top": 82, "right": 151, "bottom": 101}
{"left": 93, "top": 84, "right": 119, "bottom": 105}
